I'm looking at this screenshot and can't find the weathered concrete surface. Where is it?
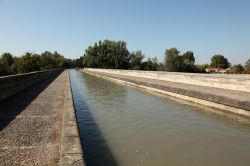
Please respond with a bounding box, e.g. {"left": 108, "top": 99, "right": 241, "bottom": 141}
{"left": 85, "top": 68, "right": 250, "bottom": 92}
{"left": 0, "top": 69, "right": 63, "bottom": 102}
{"left": 0, "top": 70, "right": 84, "bottom": 165}
{"left": 83, "top": 69, "right": 250, "bottom": 117}
{"left": 60, "top": 71, "right": 85, "bottom": 166}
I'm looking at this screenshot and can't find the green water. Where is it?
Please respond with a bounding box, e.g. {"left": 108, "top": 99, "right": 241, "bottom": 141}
{"left": 70, "top": 69, "right": 250, "bottom": 166}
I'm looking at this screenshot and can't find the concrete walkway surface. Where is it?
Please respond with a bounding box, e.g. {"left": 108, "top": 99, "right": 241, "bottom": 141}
{"left": 0, "top": 70, "right": 84, "bottom": 166}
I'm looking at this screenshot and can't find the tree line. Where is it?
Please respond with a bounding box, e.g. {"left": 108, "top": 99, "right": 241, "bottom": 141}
{"left": 0, "top": 51, "right": 72, "bottom": 76}
{"left": 1, "top": 40, "right": 249, "bottom": 76}
{"left": 76, "top": 40, "right": 250, "bottom": 74}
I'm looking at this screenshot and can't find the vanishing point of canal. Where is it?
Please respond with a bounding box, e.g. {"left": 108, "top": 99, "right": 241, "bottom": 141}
{"left": 69, "top": 69, "right": 250, "bottom": 166}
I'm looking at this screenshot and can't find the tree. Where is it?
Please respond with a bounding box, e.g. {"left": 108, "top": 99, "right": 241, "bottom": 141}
{"left": 210, "top": 55, "right": 230, "bottom": 68}
{"left": 175, "top": 55, "right": 184, "bottom": 72}
{"left": 83, "top": 40, "right": 130, "bottom": 69}
{"left": 141, "top": 57, "right": 160, "bottom": 71}
{"left": 150, "top": 57, "right": 159, "bottom": 71}
{"left": 130, "top": 51, "right": 145, "bottom": 70}
{"left": 0, "top": 60, "right": 9, "bottom": 76}
{"left": 227, "top": 64, "right": 244, "bottom": 74}
{"left": 244, "top": 58, "right": 250, "bottom": 74}
{"left": 234, "top": 64, "right": 244, "bottom": 74}
{"left": 164, "top": 48, "right": 181, "bottom": 72}
{"left": 195, "top": 64, "right": 210, "bottom": 73}
{"left": 75, "top": 57, "right": 84, "bottom": 68}
{"left": 13, "top": 53, "right": 41, "bottom": 73}
{"left": 164, "top": 48, "right": 197, "bottom": 72}
{"left": 183, "top": 51, "right": 195, "bottom": 65}
{"left": 244, "top": 65, "right": 250, "bottom": 74}
{"left": 40, "top": 51, "right": 54, "bottom": 70}
{"left": 52, "top": 51, "right": 66, "bottom": 68}
{"left": 1, "top": 53, "right": 14, "bottom": 67}
{"left": 0, "top": 53, "right": 14, "bottom": 75}
{"left": 182, "top": 51, "right": 195, "bottom": 72}
{"left": 39, "top": 51, "right": 66, "bottom": 70}
{"left": 0, "top": 51, "right": 68, "bottom": 76}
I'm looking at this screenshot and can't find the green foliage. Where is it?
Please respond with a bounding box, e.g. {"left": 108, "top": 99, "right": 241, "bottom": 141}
{"left": 40, "top": 51, "right": 66, "bottom": 70}
{"left": 13, "top": 53, "right": 41, "bottom": 73}
{"left": 227, "top": 64, "right": 244, "bottom": 74}
{"left": 210, "top": 55, "right": 230, "bottom": 68}
{"left": 175, "top": 55, "right": 184, "bottom": 72}
{"left": 244, "top": 65, "right": 250, "bottom": 74}
{"left": 183, "top": 51, "right": 195, "bottom": 65}
{"left": 164, "top": 48, "right": 180, "bottom": 72}
{"left": 0, "top": 60, "right": 9, "bottom": 76}
{"left": 64, "top": 59, "right": 76, "bottom": 69}
{"left": 182, "top": 51, "right": 196, "bottom": 72}
{"left": 195, "top": 64, "right": 209, "bottom": 73}
{"left": 234, "top": 64, "right": 244, "bottom": 74}
{"left": 40, "top": 51, "right": 54, "bottom": 70}
{"left": 1, "top": 53, "right": 14, "bottom": 67}
{"left": 130, "top": 51, "right": 145, "bottom": 70}
{"left": 83, "top": 40, "right": 130, "bottom": 69}
{"left": 82, "top": 40, "right": 162, "bottom": 71}
{"left": 164, "top": 49, "right": 196, "bottom": 72}
{"left": 75, "top": 57, "right": 84, "bottom": 68}
{"left": 0, "top": 51, "right": 68, "bottom": 76}
{"left": 142, "top": 57, "right": 159, "bottom": 71}
{"left": 0, "top": 53, "right": 14, "bottom": 75}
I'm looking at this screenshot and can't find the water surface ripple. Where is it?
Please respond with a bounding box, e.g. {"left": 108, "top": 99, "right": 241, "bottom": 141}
{"left": 70, "top": 69, "right": 250, "bottom": 166}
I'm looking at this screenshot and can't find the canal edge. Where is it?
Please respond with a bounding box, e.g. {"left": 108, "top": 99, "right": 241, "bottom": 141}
{"left": 83, "top": 70, "right": 250, "bottom": 118}
{"left": 60, "top": 70, "right": 85, "bottom": 166}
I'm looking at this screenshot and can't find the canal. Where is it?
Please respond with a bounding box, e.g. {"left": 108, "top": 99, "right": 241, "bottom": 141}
{"left": 69, "top": 69, "right": 250, "bottom": 166}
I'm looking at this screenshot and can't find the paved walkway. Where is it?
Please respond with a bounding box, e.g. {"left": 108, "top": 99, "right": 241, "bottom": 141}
{"left": 0, "top": 71, "right": 71, "bottom": 165}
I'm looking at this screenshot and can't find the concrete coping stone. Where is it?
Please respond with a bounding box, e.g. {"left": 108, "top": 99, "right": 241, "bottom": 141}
{"left": 60, "top": 70, "right": 85, "bottom": 166}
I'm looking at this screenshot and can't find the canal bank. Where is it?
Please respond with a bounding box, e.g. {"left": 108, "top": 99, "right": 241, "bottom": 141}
{"left": 60, "top": 70, "right": 85, "bottom": 166}
{"left": 82, "top": 68, "right": 250, "bottom": 117}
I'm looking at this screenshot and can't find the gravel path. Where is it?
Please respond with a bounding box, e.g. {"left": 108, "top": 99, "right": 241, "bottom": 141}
{"left": 0, "top": 71, "right": 67, "bottom": 165}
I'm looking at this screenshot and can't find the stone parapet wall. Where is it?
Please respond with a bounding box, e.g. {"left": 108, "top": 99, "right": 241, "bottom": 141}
{"left": 0, "top": 69, "right": 63, "bottom": 101}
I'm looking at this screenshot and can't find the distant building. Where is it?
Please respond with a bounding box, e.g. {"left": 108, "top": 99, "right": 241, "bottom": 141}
{"left": 205, "top": 68, "right": 230, "bottom": 73}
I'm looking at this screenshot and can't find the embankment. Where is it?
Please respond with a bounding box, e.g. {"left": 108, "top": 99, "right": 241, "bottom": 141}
{"left": 83, "top": 68, "right": 250, "bottom": 117}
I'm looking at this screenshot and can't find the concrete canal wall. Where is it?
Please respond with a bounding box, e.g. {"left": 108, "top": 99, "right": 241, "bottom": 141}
{"left": 84, "top": 68, "right": 250, "bottom": 92}
{"left": 60, "top": 70, "right": 85, "bottom": 166}
{"left": 83, "top": 68, "right": 250, "bottom": 117}
{"left": 0, "top": 69, "right": 63, "bottom": 101}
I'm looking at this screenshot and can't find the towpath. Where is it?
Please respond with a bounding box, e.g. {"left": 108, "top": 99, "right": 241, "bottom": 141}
{"left": 0, "top": 70, "right": 84, "bottom": 165}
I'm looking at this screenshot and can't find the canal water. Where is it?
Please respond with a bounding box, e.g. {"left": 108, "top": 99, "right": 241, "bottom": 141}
{"left": 69, "top": 69, "right": 250, "bottom": 166}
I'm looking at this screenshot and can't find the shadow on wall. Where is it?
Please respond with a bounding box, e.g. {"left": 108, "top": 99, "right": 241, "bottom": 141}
{"left": 70, "top": 69, "right": 118, "bottom": 166}
{"left": 0, "top": 72, "right": 62, "bottom": 132}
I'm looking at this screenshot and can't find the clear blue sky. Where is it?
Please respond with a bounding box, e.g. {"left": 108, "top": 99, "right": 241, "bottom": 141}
{"left": 0, "top": 0, "right": 250, "bottom": 64}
